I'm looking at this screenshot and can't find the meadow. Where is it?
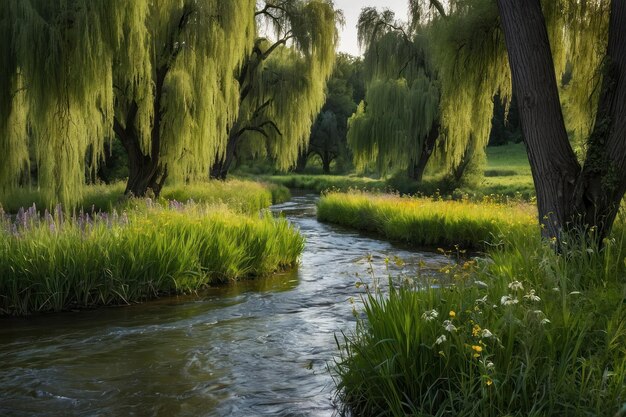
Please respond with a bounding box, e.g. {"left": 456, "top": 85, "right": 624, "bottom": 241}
{"left": 262, "top": 143, "right": 536, "bottom": 199}
{"left": 324, "top": 189, "right": 626, "bottom": 415}
{"left": 0, "top": 180, "right": 301, "bottom": 316}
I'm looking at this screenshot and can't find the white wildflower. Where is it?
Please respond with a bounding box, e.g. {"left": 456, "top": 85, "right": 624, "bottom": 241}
{"left": 475, "top": 295, "right": 488, "bottom": 304}
{"left": 552, "top": 287, "right": 560, "bottom": 292}
{"left": 443, "top": 320, "right": 457, "bottom": 332}
{"left": 486, "top": 361, "right": 495, "bottom": 370}
{"left": 421, "top": 309, "right": 439, "bottom": 322}
{"left": 508, "top": 281, "right": 524, "bottom": 291}
{"left": 474, "top": 280, "right": 488, "bottom": 289}
{"left": 540, "top": 318, "right": 551, "bottom": 325}
{"left": 481, "top": 329, "right": 494, "bottom": 339}
{"left": 435, "top": 334, "right": 447, "bottom": 345}
{"left": 569, "top": 291, "right": 582, "bottom": 296}
{"left": 500, "top": 295, "right": 519, "bottom": 306}
{"left": 524, "top": 289, "right": 541, "bottom": 302}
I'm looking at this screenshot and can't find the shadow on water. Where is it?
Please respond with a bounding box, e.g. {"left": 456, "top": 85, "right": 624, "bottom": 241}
{"left": 0, "top": 194, "right": 450, "bottom": 417}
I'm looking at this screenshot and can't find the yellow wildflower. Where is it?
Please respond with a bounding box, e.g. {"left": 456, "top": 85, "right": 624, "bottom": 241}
{"left": 486, "top": 378, "right": 493, "bottom": 386}
{"left": 472, "top": 324, "right": 482, "bottom": 337}
{"left": 472, "top": 345, "right": 482, "bottom": 353}
{"left": 449, "top": 310, "right": 456, "bottom": 318}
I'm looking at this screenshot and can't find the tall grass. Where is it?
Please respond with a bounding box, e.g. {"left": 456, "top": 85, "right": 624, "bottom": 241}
{"left": 331, "top": 192, "right": 626, "bottom": 416}
{"left": 0, "top": 179, "right": 290, "bottom": 214}
{"left": 318, "top": 191, "right": 536, "bottom": 249}
{"left": 0, "top": 202, "right": 304, "bottom": 316}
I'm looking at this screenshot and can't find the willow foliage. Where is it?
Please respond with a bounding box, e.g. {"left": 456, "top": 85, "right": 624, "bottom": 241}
{"left": 236, "top": 0, "right": 338, "bottom": 171}
{"left": 431, "top": 0, "right": 609, "bottom": 166}
{"left": 348, "top": 10, "right": 440, "bottom": 177}
{"left": 0, "top": 0, "right": 256, "bottom": 205}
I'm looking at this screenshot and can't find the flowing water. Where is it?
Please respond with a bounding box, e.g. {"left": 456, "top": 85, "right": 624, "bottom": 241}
{"left": 0, "top": 194, "right": 450, "bottom": 417}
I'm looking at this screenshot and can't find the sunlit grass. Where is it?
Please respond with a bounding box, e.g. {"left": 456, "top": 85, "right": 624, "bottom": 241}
{"left": 318, "top": 191, "right": 536, "bottom": 249}
{"left": 0, "top": 179, "right": 290, "bottom": 214}
{"left": 0, "top": 201, "right": 304, "bottom": 316}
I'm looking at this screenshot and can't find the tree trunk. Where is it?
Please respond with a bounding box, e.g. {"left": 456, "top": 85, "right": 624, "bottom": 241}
{"left": 322, "top": 151, "right": 332, "bottom": 174}
{"left": 497, "top": 0, "right": 626, "bottom": 242}
{"left": 408, "top": 122, "right": 439, "bottom": 182}
{"left": 114, "top": 66, "right": 169, "bottom": 198}
{"left": 497, "top": 0, "right": 581, "bottom": 240}
{"left": 294, "top": 150, "right": 309, "bottom": 173}
{"left": 210, "top": 130, "right": 240, "bottom": 180}
{"left": 572, "top": 0, "right": 626, "bottom": 240}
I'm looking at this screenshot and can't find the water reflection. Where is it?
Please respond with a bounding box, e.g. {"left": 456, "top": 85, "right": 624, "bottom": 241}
{"left": 0, "top": 194, "right": 449, "bottom": 416}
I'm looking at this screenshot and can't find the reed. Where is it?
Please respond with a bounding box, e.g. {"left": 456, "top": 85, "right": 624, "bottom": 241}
{"left": 0, "top": 202, "right": 304, "bottom": 316}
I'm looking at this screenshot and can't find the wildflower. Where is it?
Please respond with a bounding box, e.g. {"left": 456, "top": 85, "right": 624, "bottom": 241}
{"left": 569, "top": 291, "right": 582, "bottom": 296}
{"left": 474, "top": 280, "right": 488, "bottom": 289}
{"left": 481, "top": 329, "right": 493, "bottom": 339}
{"left": 486, "top": 361, "right": 495, "bottom": 370}
{"left": 524, "top": 289, "right": 541, "bottom": 302}
{"left": 472, "top": 324, "right": 482, "bottom": 337}
{"left": 421, "top": 310, "right": 439, "bottom": 322}
{"left": 485, "top": 378, "right": 493, "bottom": 386}
{"left": 475, "top": 295, "right": 488, "bottom": 304}
{"left": 435, "top": 335, "right": 447, "bottom": 345}
{"left": 443, "top": 320, "right": 457, "bottom": 332}
{"left": 508, "top": 281, "right": 524, "bottom": 291}
{"left": 449, "top": 310, "right": 456, "bottom": 318}
{"left": 540, "top": 318, "right": 551, "bottom": 325}
{"left": 471, "top": 345, "right": 483, "bottom": 353}
{"left": 500, "top": 295, "right": 518, "bottom": 306}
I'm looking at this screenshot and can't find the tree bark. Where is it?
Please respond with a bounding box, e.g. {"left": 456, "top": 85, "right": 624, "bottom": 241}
{"left": 572, "top": 0, "right": 626, "bottom": 240}
{"left": 497, "top": 0, "right": 581, "bottom": 240}
{"left": 294, "top": 150, "right": 309, "bottom": 173}
{"left": 210, "top": 129, "right": 240, "bottom": 180}
{"left": 408, "top": 122, "right": 439, "bottom": 182}
{"left": 321, "top": 151, "right": 332, "bottom": 174}
{"left": 498, "top": 0, "right": 626, "bottom": 242}
{"left": 114, "top": 66, "right": 169, "bottom": 198}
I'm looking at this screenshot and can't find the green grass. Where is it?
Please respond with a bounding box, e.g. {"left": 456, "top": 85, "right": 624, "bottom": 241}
{"left": 0, "top": 179, "right": 290, "bottom": 214}
{"left": 331, "top": 191, "right": 626, "bottom": 416}
{"left": 261, "top": 143, "right": 535, "bottom": 199}
{"left": 261, "top": 174, "right": 388, "bottom": 194}
{"left": 317, "top": 191, "right": 536, "bottom": 250}
{"left": 0, "top": 201, "right": 304, "bottom": 316}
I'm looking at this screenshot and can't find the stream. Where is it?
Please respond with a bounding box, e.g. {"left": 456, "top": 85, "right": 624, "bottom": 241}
{"left": 0, "top": 194, "right": 449, "bottom": 417}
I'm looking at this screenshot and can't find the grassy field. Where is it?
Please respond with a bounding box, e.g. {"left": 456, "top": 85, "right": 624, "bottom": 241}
{"left": 0, "top": 179, "right": 299, "bottom": 316}
{"left": 262, "top": 143, "right": 535, "bottom": 198}
{"left": 326, "top": 190, "right": 626, "bottom": 416}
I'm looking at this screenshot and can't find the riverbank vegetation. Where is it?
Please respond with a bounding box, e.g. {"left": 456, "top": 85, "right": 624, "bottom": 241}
{"left": 318, "top": 191, "right": 535, "bottom": 249}
{"left": 0, "top": 198, "right": 303, "bottom": 316}
{"left": 328, "top": 190, "right": 626, "bottom": 416}
{"left": 0, "top": 179, "right": 290, "bottom": 214}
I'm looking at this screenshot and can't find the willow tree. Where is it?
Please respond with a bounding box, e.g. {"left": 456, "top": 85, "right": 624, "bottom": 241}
{"left": 0, "top": 0, "right": 145, "bottom": 206}
{"left": 113, "top": 0, "right": 256, "bottom": 196}
{"left": 347, "top": 9, "right": 440, "bottom": 181}
{"left": 496, "top": 0, "right": 622, "bottom": 241}
{"left": 0, "top": 0, "right": 257, "bottom": 204}
{"left": 210, "top": 0, "right": 338, "bottom": 180}
{"left": 348, "top": 3, "right": 509, "bottom": 183}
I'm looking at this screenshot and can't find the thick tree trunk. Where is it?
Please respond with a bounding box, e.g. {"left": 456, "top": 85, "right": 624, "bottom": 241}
{"left": 114, "top": 67, "right": 169, "bottom": 198}
{"left": 408, "top": 122, "right": 439, "bottom": 182}
{"left": 497, "top": 0, "right": 626, "bottom": 242}
{"left": 497, "top": 0, "right": 581, "bottom": 240}
{"left": 210, "top": 130, "right": 240, "bottom": 180}
{"left": 572, "top": 1, "right": 626, "bottom": 240}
